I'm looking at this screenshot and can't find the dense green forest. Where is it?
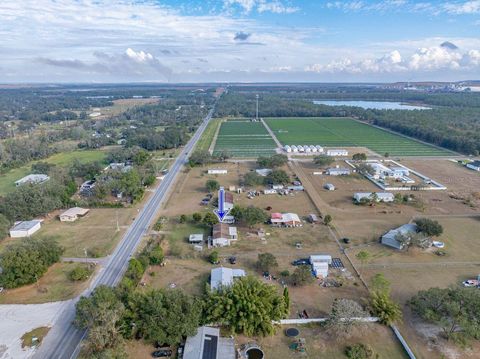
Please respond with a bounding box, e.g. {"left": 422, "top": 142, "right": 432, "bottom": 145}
{"left": 216, "top": 87, "right": 480, "bottom": 155}
{"left": 0, "top": 86, "right": 214, "bottom": 171}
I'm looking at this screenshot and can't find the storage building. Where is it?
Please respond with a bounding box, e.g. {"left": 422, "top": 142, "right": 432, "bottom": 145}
{"left": 353, "top": 192, "right": 394, "bottom": 203}
{"left": 189, "top": 234, "right": 204, "bottom": 243}
{"left": 326, "top": 149, "right": 348, "bottom": 157}
{"left": 271, "top": 213, "right": 302, "bottom": 227}
{"left": 208, "top": 169, "right": 228, "bottom": 175}
{"left": 310, "top": 254, "right": 332, "bottom": 278}
{"left": 210, "top": 267, "right": 246, "bottom": 291}
{"left": 59, "top": 207, "right": 90, "bottom": 222}
{"left": 9, "top": 220, "right": 42, "bottom": 238}
{"left": 15, "top": 174, "right": 50, "bottom": 187}
{"left": 326, "top": 167, "right": 351, "bottom": 176}
{"left": 381, "top": 223, "right": 418, "bottom": 250}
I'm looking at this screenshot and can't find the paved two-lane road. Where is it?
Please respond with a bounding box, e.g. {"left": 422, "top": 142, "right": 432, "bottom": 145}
{"left": 34, "top": 106, "right": 216, "bottom": 359}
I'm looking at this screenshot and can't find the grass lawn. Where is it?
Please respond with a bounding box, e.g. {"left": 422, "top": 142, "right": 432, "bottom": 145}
{"left": 21, "top": 327, "right": 51, "bottom": 348}
{"left": 265, "top": 117, "right": 451, "bottom": 157}
{"left": 0, "top": 262, "right": 93, "bottom": 304}
{"left": 213, "top": 119, "right": 277, "bottom": 157}
{"left": 250, "top": 323, "right": 408, "bottom": 359}
{"left": 196, "top": 117, "right": 221, "bottom": 152}
{"left": 0, "top": 149, "right": 108, "bottom": 195}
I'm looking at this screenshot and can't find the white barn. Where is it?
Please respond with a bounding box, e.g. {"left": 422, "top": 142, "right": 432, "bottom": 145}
{"left": 15, "top": 174, "right": 50, "bottom": 187}
{"left": 327, "top": 149, "right": 349, "bottom": 157}
{"left": 310, "top": 254, "right": 332, "bottom": 278}
{"left": 9, "top": 220, "right": 42, "bottom": 238}
{"left": 208, "top": 169, "right": 228, "bottom": 175}
{"left": 353, "top": 192, "right": 394, "bottom": 203}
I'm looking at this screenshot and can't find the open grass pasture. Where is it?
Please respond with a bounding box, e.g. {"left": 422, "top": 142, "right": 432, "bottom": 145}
{"left": 0, "top": 149, "right": 108, "bottom": 195}
{"left": 195, "top": 117, "right": 221, "bottom": 152}
{"left": 213, "top": 120, "right": 276, "bottom": 157}
{"left": 265, "top": 117, "right": 451, "bottom": 157}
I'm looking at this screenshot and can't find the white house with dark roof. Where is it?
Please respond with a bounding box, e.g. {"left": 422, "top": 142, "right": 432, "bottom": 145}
{"left": 211, "top": 223, "right": 237, "bottom": 247}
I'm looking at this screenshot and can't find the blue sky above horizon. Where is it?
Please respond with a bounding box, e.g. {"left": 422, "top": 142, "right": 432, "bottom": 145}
{"left": 1, "top": 0, "right": 479, "bottom": 82}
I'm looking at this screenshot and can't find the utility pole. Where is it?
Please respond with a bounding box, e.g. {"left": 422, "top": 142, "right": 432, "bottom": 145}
{"left": 255, "top": 94, "right": 259, "bottom": 120}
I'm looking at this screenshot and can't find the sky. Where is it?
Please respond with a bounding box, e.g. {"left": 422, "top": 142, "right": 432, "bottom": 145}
{"left": 0, "top": 0, "right": 479, "bottom": 83}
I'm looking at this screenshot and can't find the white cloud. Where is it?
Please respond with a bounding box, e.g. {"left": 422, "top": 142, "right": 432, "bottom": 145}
{"left": 224, "top": 0, "right": 299, "bottom": 14}
{"left": 38, "top": 48, "right": 173, "bottom": 80}
{"left": 325, "top": 0, "right": 480, "bottom": 14}
{"left": 306, "top": 44, "right": 480, "bottom": 74}
{"left": 443, "top": 1, "right": 480, "bottom": 14}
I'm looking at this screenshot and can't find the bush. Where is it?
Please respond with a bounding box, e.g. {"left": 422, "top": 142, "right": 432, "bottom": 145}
{"left": 264, "top": 170, "right": 290, "bottom": 185}
{"left": 192, "top": 212, "right": 202, "bottom": 223}
{"left": 414, "top": 218, "right": 443, "bottom": 237}
{"left": 149, "top": 244, "right": 164, "bottom": 265}
{"left": 257, "top": 253, "right": 278, "bottom": 272}
{"left": 0, "top": 214, "right": 11, "bottom": 239}
{"left": 206, "top": 179, "right": 220, "bottom": 192}
{"left": 291, "top": 265, "right": 314, "bottom": 286}
{"left": 208, "top": 250, "right": 219, "bottom": 264}
{"left": 68, "top": 265, "right": 93, "bottom": 281}
{"left": 314, "top": 155, "right": 334, "bottom": 167}
{"left": 345, "top": 343, "right": 375, "bottom": 359}
{"left": 243, "top": 172, "right": 264, "bottom": 186}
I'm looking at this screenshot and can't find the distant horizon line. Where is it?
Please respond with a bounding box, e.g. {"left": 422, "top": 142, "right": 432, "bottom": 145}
{"left": 0, "top": 80, "right": 479, "bottom": 87}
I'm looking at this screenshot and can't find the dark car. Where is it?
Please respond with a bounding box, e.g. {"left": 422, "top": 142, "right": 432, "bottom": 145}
{"left": 342, "top": 237, "right": 351, "bottom": 244}
{"left": 292, "top": 258, "right": 310, "bottom": 266}
{"left": 152, "top": 349, "right": 172, "bottom": 358}
{"left": 228, "top": 256, "right": 237, "bottom": 264}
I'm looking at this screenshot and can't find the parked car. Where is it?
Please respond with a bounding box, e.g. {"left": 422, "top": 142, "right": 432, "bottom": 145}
{"left": 342, "top": 237, "right": 351, "bottom": 244}
{"left": 292, "top": 258, "right": 310, "bottom": 266}
{"left": 152, "top": 349, "right": 172, "bottom": 357}
{"left": 432, "top": 241, "right": 445, "bottom": 248}
{"left": 463, "top": 279, "right": 479, "bottom": 287}
{"left": 228, "top": 256, "right": 237, "bottom": 264}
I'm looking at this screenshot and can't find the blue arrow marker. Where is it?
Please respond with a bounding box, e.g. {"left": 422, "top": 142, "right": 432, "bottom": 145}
{"left": 214, "top": 186, "right": 230, "bottom": 222}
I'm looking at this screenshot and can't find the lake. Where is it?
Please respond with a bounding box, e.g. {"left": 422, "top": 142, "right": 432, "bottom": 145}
{"left": 313, "top": 100, "right": 431, "bottom": 110}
